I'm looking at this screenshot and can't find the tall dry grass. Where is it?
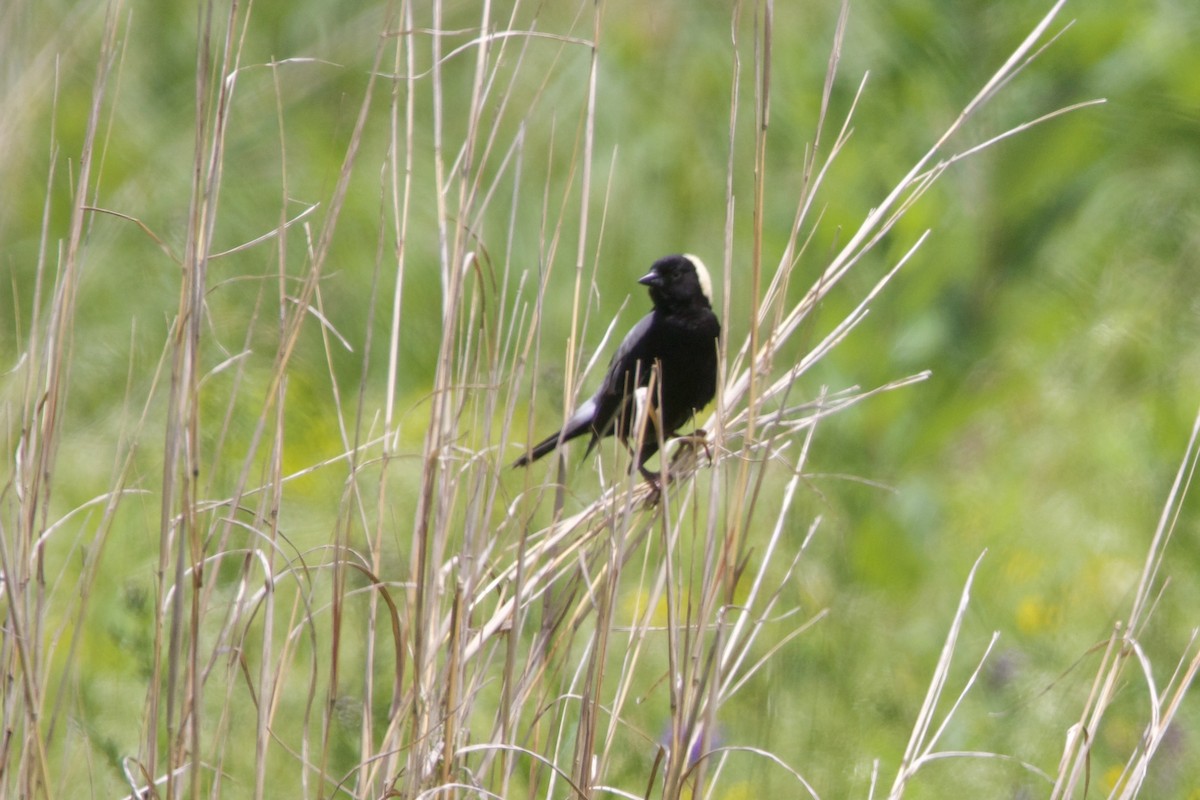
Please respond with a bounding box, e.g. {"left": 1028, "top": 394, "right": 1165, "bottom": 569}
{"left": 1, "top": 0, "right": 1192, "bottom": 798}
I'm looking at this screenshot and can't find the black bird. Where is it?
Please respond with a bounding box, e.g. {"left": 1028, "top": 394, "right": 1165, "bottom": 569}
{"left": 514, "top": 253, "right": 721, "bottom": 481}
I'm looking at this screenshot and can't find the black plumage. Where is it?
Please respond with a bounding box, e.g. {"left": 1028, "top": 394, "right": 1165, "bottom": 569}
{"left": 513, "top": 253, "right": 721, "bottom": 481}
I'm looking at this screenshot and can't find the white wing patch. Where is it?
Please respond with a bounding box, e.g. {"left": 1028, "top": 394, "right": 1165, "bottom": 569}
{"left": 632, "top": 385, "right": 652, "bottom": 440}
{"left": 564, "top": 397, "right": 597, "bottom": 436}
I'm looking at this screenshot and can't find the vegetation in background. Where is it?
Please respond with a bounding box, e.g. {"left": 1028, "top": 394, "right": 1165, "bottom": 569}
{"left": 1, "top": 0, "right": 1197, "bottom": 797}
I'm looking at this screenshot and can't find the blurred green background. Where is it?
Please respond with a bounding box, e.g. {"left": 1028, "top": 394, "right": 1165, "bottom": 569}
{"left": 2, "top": 0, "right": 1198, "bottom": 796}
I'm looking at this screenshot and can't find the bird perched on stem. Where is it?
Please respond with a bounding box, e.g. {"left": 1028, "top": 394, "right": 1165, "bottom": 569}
{"left": 514, "top": 253, "right": 720, "bottom": 483}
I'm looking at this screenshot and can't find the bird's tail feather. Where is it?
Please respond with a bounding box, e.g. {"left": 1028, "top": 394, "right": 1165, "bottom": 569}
{"left": 512, "top": 400, "right": 597, "bottom": 468}
{"left": 512, "top": 430, "right": 567, "bottom": 467}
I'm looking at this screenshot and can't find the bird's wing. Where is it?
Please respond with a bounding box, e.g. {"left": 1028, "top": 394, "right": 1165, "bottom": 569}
{"left": 560, "top": 397, "right": 598, "bottom": 440}
{"left": 579, "top": 311, "right": 658, "bottom": 454}
{"left": 595, "top": 312, "right": 655, "bottom": 399}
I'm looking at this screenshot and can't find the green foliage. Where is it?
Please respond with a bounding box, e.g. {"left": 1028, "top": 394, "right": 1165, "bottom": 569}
{"left": 2, "top": 0, "right": 1198, "bottom": 797}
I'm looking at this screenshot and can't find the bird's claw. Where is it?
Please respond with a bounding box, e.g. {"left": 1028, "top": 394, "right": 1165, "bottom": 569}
{"left": 686, "top": 428, "right": 713, "bottom": 464}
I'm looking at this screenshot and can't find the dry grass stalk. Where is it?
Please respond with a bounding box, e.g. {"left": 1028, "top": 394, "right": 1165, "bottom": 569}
{"left": 5, "top": 1, "right": 1189, "bottom": 799}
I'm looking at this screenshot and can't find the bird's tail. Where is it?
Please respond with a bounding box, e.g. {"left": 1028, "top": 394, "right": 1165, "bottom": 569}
{"left": 512, "top": 431, "right": 566, "bottom": 467}
{"left": 512, "top": 399, "right": 597, "bottom": 468}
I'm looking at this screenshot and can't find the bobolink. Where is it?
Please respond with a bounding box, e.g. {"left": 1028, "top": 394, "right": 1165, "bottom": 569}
{"left": 514, "top": 253, "right": 720, "bottom": 481}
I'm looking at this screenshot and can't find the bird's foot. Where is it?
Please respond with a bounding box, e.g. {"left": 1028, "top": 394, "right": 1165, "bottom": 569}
{"left": 670, "top": 428, "right": 713, "bottom": 467}
{"left": 688, "top": 428, "right": 713, "bottom": 463}
{"left": 638, "top": 465, "right": 662, "bottom": 504}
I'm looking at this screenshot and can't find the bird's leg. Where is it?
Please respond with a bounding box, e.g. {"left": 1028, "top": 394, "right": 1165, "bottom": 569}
{"left": 624, "top": 434, "right": 663, "bottom": 499}
{"left": 637, "top": 463, "right": 662, "bottom": 503}
{"left": 627, "top": 446, "right": 662, "bottom": 490}
{"left": 667, "top": 428, "right": 713, "bottom": 469}
{"left": 687, "top": 428, "right": 713, "bottom": 463}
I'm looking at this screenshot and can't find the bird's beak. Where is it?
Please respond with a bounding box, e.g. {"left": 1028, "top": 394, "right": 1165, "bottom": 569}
{"left": 638, "top": 271, "right": 661, "bottom": 287}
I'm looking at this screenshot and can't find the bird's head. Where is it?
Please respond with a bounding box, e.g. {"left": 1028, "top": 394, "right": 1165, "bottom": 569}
{"left": 639, "top": 254, "right": 714, "bottom": 311}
